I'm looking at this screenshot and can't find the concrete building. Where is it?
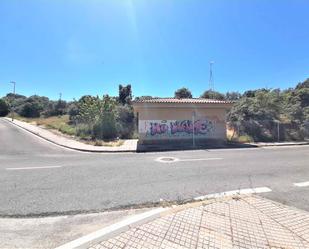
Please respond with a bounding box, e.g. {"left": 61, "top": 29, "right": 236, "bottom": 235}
{"left": 133, "top": 98, "right": 233, "bottom": 145}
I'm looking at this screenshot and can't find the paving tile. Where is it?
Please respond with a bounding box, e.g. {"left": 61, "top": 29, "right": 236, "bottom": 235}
{"left": 231, "top": 217, "right": 268, "bottom": 249}
{"left": 203, "top": 201, "right": 230, "bottom": 217}
{"left": 124, "top": 229, "right": 163, "bottom": 249}
{"left": 200, "top": 211, "right": 232, "bottom": 237}
{"left": 138, "top": 214, "right": 174, "bottom": 239}
{"left": 88, "top": 196, "right": 309, "bottom": 249}
{"left": 197, "top": 227, "right": 233, "bottom": 249}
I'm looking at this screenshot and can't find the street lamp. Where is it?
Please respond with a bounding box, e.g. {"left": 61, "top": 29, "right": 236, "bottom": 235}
{"left": 10, "top": 81, "right": 16, "bottom": 121}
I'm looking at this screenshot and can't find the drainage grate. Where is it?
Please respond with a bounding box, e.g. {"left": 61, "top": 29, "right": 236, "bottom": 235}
{"left": 161, "top": 157, "right": 176, "bottom": 162}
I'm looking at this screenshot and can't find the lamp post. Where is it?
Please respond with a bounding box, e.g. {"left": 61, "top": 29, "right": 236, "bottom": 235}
{"left": 10, "top": 81, "right": 16, "bottom": 121}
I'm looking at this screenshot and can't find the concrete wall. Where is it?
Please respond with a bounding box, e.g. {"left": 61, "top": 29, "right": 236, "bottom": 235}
{"left": 134, "top": 103, "right": 230, "bottom": 145}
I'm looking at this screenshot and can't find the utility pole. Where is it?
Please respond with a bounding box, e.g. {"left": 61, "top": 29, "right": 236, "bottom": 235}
{"left": 209, "top": 61, "right": 214, "bottom": 91}
{"left": 10, "top": 81, "right": 16, "bottom": 121}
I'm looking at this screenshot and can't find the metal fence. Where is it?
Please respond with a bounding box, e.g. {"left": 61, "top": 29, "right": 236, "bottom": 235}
{"left": 227, "top": 119, "right": 309, "bottom": 142}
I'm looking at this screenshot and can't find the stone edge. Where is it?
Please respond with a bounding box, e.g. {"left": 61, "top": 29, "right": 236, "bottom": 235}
{"left": 53, "top": 207, "right": 168, "bottom": 249}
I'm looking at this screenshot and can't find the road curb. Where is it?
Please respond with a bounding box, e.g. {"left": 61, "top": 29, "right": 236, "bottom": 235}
{"left": 53, "top": 191, "right": 271, "bottom": 249}
{"left": 53, "top": 207, "right": 168, "bottom": 249}
{"left": 252, "top": 142, "right": 309, "bottom": 147}
{"left": 3, "top": 118, "right": 136, "bottom": 153}
{"left": 3, "top": 118, "right": 308, "bottom": 152}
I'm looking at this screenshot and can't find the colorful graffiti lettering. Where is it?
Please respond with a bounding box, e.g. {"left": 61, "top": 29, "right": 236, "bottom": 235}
{"left": 144, "top": 119, "right": 215, "bottom": 137}
{"left": 150, "top": 122, "right": 168, "bottom": 136}
{"left": 170, "top": 120, "right": 214, "bottom": 135}
{"left": 194, "top": 120, "right": 214, "bottom": 134}
{"left": 170, "top": 120, "right": 192, "bottom": 134}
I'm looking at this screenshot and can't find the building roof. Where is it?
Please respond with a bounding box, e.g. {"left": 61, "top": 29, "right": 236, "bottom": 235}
{"left": 133, "top": 98, "right": 233, "bottom": 104}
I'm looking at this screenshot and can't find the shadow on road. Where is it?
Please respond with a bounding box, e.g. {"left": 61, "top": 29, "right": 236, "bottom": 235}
{"left": 137, "top": 142, "right": 257, "bottom": 152}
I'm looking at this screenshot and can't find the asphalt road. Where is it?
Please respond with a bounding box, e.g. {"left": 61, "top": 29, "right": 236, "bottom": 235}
{"left": 1, "top": 118, "right": 309, "bottom": 217}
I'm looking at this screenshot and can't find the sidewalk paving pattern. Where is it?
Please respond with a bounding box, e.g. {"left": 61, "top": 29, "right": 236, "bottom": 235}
{"left": 89, "top": 196, "right": 309, "bottom": 249}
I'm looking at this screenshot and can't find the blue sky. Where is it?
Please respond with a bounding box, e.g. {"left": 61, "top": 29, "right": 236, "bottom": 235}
{"left": 0, "top": 0, "right": 308, "bottom": 100}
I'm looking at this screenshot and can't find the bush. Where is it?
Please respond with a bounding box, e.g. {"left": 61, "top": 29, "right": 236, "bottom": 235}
{"left": 0, "top": 99, "right": 9, "bottom": 116}
{"left": 67, "top": 94, "right": 137, "bottom": 140}
{"left": 58, "top": 124, "right": 76, "bottom": 136}
{"left": 43, "top": 100, "right": 68, "bottom": 117}
{"left": 201, "top": 90, "right": 225, "bottom": 100}
{"left": 238, "top": 135, "right": 254, "bottom": 143}
{"left": 75, "top": 124, "right": 92, "bottom": 139}
{"left": 93, "top": 112, "right": 118, "bottom": 140}
{"left": 20, "top": 102, "right": 43, "bottom": 117}
{"left": 174, "top": 87, "right": 192, "bottom": 98}
{"left": 116, "top": 105, "right": 135, "bottom": 138}
{"left": 68, "top": 102, "right": 80, "bottom": 121}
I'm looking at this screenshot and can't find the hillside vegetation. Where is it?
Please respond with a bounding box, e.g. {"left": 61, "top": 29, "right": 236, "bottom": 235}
{"left": 1, "top": 79, "right": 308, "bottom": 142}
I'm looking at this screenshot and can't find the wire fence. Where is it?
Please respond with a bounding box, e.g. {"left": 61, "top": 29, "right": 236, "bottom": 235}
{"left": 227, "top": 119, "right": 309, "bottom": 142}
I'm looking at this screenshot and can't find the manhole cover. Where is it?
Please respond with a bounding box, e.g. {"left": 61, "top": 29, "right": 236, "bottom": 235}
{"left": 161, "top": 157, "right": 175, "bottom": 162}
{"left": 155, "top": 157, "right": 179, "bottom": 163}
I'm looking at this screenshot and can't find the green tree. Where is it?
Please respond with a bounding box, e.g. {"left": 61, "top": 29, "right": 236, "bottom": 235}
{"left": 174, "top": 87, "right": 192, "bottom": 98}
{"left": 68, "top": 101, "right": 80, "bottom": 121}
{"left": 20, "top": 102, "right": 43, "bottom": 117}
{"left": 134, "top": 96, "right": 153, "bottom": 101}
{"left": 93, "top": 95, "right": 117, "bottom": 139}
{"left": 54, "top": 100, "right": 67, "bottom": 115}
{"left": 118, "top": 84, "right": 132, "bottom": 105}
{"left": 201, "top": 90, "right": 225, "bottom": 100}
{"left": 225, "top": 91, "right": 241, "bottom": 101}
{"left": 297, "top": 88, "right": 309, "bottom": 108}
{"left": 76, "top": 95, "right": 102, "bottom": 124}
{"left": 3, "top": 94, "right": 64, "bottom": 118}
{"left": 116, "top": 105, "right": 135, "bottom": 138}
{"left": 296, "top": 78, "right": 309, "bottom": 90}
{"left": 0, "top": 99, "right": 9, "bottom": 116}
{"left": 227, "top": 89, "right": 281, "bottom": 141}
{"left": 243, "top": 90, "right": 256, "bottom": 98}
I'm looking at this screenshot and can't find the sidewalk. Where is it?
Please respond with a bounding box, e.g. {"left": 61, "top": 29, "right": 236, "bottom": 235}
{"left": 86, "top": 195, "right": 309, "bottom": 249}
{"left": 3, "top": 118, "right": 137, "bottom": 152}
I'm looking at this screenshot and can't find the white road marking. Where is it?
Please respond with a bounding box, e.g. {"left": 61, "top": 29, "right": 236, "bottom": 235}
{"left": 194, "top": 187, "right": 272, "bottom": 201}
{"left": 263, "top": 144, "right": 309, "bottom": 149}
{"left": 155, "top": 157, "right": 223, "bottom": 163}
{"left": 54, "top": 207, "right": 167, "bottom": 249}
{"left": 294, "top": 181, "right": 309, "bottom": 187}
{"left": 6, "top": 166, "right": 62, "bottom": 170}
{"left": 179, "top": 158, "right": 223, "bottom": 162}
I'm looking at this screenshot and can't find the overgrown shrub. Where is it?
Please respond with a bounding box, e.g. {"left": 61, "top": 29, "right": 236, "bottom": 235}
{"left": 68, "top": 94, "right": 136, "bottom": 140}
{"left": 0, "top": 98, "right": 9, "bottom": 116}
{"left": 20, "top": 102, "right": 43, "bottom": 118}
{"left": 116, "top": 105, "right": 135, "bottom": 138}
{"left": 68, "top": 102, "right": 80, "bottom": 121}
{"left": 93, "top": 112, "right": 118, "bottom": 139}
{"left": 75, "top": 124, "right": 92, "bottom": 139}
{"left": 3, "top": 94, "right": 69, "bottom": 118}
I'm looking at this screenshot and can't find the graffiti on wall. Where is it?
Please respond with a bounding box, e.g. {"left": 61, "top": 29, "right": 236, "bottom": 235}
{"left": 140, "top": 119, "right": 216, "bottom": 137}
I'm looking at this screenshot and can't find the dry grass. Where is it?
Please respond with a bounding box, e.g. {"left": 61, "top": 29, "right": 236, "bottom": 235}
{"left": 90, "top": 139, "right": 124, "bottom": 147}
{"left": 226, "top": 125, "right": 253, "bottom": 143}
{"left": 16, "top": 115, "right": 76, "bottom": 136}
{"left": 14, "top": 115, "right": 124, "bottom": 146}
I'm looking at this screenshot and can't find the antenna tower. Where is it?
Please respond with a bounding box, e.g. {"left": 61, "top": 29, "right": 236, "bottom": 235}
{"left": 209, "top": 61, "right": 214, "bottom": 90}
